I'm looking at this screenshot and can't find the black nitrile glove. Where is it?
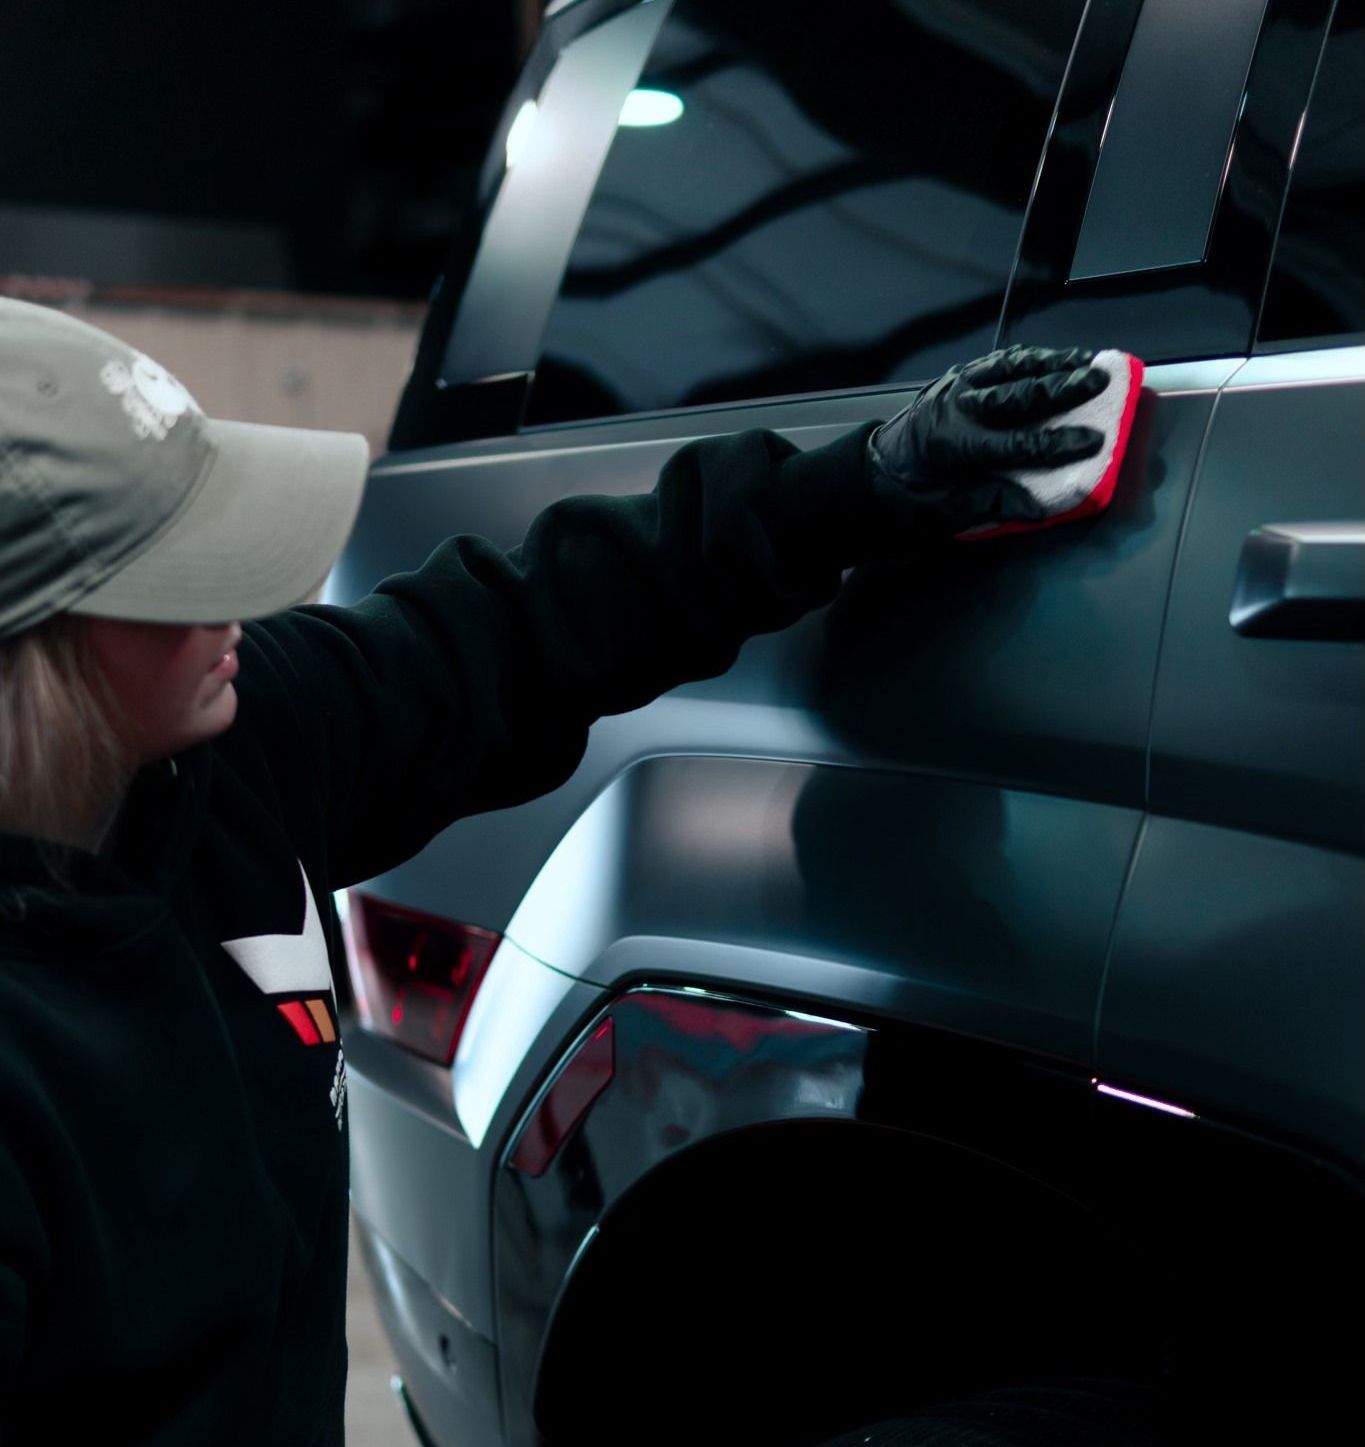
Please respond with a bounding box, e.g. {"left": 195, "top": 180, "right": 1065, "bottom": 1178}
{"left": 866, "top": 345, "right": 1110, "bottom": 531}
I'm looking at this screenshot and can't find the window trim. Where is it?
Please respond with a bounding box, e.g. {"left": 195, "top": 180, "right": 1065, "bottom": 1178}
{"left": 1068, "top": 0, "right": 1270, "bottom": 281}
{"left": 390, "top": 0, "right": 660, "bottom": 451}
{"left": 1001, "top": 0, "right": 1335, "bottom": 363}
{"left": 1254, "top": 0, "right": 1363, "bottom": 350}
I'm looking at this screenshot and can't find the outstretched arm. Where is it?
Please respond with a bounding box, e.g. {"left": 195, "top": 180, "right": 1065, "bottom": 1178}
{"left": 234, "top": 346, "right": 1111, "bottom": 888}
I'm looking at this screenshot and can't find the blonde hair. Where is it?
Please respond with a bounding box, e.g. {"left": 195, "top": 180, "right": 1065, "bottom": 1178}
{"left": 0, "top": 613, "right": 131, "bottom": 853}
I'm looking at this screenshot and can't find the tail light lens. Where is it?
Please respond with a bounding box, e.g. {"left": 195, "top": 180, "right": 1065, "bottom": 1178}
{"left": 343, "top": 890, "right": 501, "bottom": 1066}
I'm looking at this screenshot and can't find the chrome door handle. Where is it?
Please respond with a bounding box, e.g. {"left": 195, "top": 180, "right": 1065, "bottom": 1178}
{"left": 1230, "top": 523, "right": 1365, "bottom": 640}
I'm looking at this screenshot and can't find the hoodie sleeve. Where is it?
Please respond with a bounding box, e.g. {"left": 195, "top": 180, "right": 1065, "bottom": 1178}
{"left": 240, "top": 422, "right": 904, "bottom": 887}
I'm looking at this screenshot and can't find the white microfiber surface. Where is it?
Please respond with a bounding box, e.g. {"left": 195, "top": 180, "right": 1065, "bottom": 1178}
{"left": 1006, "top": 348, "right": 1136, "bottom": 513}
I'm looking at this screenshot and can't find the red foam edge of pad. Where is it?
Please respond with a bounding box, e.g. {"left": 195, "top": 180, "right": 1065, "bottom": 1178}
{"left": 957, "top": 352, "right": 1145, "bottom": 542}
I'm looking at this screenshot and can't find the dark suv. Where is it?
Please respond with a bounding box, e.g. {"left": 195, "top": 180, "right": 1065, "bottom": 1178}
{"left": 330, "top": 1, "right": 1364, "bottom": 1442}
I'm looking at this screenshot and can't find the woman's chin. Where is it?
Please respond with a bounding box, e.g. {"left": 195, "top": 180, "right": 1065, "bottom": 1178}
{"left": 159, "top": 683, "right": 239, "bottom": 758}
{"left": 204, "top": 681, "right": 239, "bottom": 737}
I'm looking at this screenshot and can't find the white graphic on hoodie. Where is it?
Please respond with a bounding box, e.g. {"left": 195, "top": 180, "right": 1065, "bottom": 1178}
{"left": 221, "top": 860, "right": 344, "bottom": 1128}
{"left": 99, "top": 352, "right": 201, "bottom": 442}
{"left": 221, "top": 859, "right": 331, "bottom": 995}
{"left": 329, "top": 1047, "right": 347, "bottom": 1130}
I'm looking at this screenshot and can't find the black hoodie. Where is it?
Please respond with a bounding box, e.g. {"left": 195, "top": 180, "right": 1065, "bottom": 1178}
{"left": 0, "top": 422, "right": 903, "bottom": 1444}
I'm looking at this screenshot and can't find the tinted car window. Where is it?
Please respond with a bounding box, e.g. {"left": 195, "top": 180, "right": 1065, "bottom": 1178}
{"left": 524, "top": 0, "right": 1087, "bottom": 427}
{"left": 1258, "top": 0, "right": 1364, "bottom": 346}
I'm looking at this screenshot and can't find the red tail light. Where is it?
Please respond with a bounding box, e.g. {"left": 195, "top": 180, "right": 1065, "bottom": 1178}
{"left": 344, "top": 891, "right": 500, "bottom": 1066}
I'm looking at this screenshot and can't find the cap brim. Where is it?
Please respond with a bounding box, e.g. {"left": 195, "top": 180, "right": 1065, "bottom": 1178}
{"left": 69, "top": 418, "right": 369, "bottom": 625}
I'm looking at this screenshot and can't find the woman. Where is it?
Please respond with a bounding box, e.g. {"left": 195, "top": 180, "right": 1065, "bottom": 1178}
{"left": 0, "top": 297, "right": 1108, "bottom": 1444}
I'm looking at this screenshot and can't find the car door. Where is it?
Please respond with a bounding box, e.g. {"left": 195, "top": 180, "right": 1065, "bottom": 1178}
{"left": 1092, "top": 0, "right": 1364, "bottom": 1430}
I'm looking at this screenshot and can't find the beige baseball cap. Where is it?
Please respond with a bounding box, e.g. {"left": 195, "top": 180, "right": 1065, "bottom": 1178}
{"left": 0, "top": 297, "right": 369, "bottom": 639}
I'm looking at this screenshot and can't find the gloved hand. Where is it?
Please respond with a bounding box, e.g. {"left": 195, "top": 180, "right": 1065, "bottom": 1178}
{"left": 866, "top": 345, "right": 1111, "bottom": 532}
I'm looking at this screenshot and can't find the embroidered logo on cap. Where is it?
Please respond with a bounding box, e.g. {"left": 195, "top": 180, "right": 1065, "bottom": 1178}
{"left": 99, "top": 352, "right": 201, "bottom": 442}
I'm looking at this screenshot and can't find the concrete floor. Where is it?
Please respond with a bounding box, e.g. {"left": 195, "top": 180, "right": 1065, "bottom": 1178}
{"left": 345, "top": 1211, "right": 415, "bottom": 1446}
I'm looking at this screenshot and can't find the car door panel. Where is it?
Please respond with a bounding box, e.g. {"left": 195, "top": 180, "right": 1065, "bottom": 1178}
{"left": 1098, "top": 350, "right": 1365, "bottom": 1168}
{"left": 1145, "top": 355, "right": 1365, "bottom": 850}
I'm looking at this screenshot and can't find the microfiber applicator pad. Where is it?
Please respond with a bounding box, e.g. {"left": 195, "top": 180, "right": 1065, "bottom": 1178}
{"left": 958, "top": 349, "right": 1144, "bottom": 541}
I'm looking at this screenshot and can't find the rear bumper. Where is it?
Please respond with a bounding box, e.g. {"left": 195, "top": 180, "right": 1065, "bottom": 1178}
{"left": 352, "top": 1217, "right": 503, "bottom": 1447}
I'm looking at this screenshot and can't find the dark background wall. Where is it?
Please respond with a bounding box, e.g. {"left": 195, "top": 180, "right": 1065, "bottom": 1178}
{"left": 0, "top": 0, "right": 535, "bottom": 298}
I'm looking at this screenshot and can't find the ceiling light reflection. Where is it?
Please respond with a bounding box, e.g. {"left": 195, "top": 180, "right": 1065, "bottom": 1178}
{"left": 619, "top": 88, "right": 684, "bottom": 127}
